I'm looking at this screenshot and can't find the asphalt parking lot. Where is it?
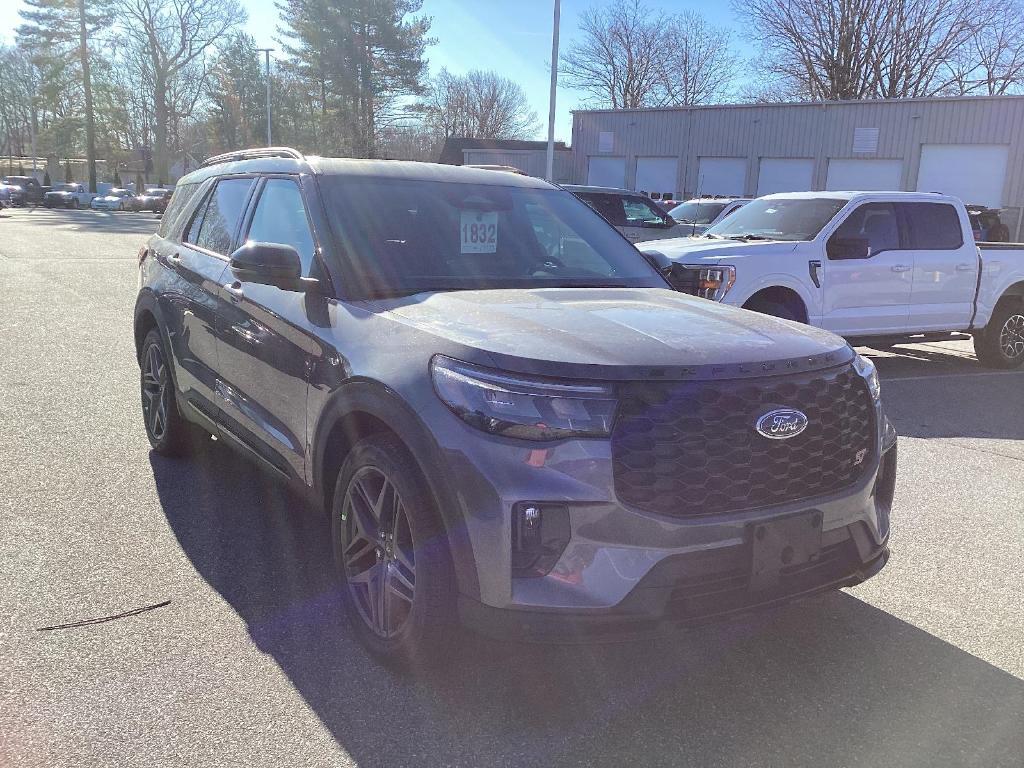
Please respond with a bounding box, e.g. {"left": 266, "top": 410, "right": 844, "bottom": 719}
{"left": 1, "top": 206, "right": 1021, "bottom": 768}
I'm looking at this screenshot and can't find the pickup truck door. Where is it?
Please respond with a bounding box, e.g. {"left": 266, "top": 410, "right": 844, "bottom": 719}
{"left": 820, "top": 202, "right": 913, "bottom": 336}
{"left": 899, "top": 201, "right": 978, "bottom": 331}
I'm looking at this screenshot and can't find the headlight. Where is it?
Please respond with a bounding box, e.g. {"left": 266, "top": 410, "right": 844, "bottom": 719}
{"left": 682, "top": 264, "right": 735, "bottom": 301}
{"left": 430, "top": 355, "right": 617, "bottom": 440}
{"left": 853, "top": 353, "right": 881, "bottom": 402}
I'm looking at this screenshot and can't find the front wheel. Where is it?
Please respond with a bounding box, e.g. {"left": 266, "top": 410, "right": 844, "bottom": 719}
{"left": 70, "top": 199, "right": 78, "bottom": 209}
{"left": 744, "top": 298, "right": 802, "bottom": 323}
{"left": 974, "top": 299, "right": 1024, "bottom": 369}
{"left": 331, "top": 434, "right": 456, "bottom": 669}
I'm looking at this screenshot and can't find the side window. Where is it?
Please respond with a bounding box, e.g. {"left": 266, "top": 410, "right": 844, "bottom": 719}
{"left": 157, "top": 182, "right": 201, "bottom": 239}
{"left": 183, "top": 186, "right": 213, "bottom": 245}
{"left": 582, "top": 194, "right": 626, "bottom": 227}
{"left": 901, "top": 203, "right": 964, "bottom": 249}
{"left": 830, "top": 203, "right": 900, "bottom": 258}
{"left": 193, "top": 178, "right": 255, "bottom": 255}
{"left": 244, "top": 178, "right": 317, "bottom": 274}
{"left": 623, "top": 197, "right": 666, "bottom": 224}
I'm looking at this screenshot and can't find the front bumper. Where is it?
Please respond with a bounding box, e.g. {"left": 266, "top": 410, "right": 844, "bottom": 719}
{"left": 424, "top": 384, "right": 897, "bottom": 641}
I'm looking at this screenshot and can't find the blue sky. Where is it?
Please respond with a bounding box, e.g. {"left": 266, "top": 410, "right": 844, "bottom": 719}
{"left": 1, "top": 0, "right": 749, "bottom": 142}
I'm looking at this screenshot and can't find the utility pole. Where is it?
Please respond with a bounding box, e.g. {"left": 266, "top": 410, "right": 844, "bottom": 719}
{"left": 545, "top": 0, "right": 561, "bottom": 182}
{"left": 256, "top": 48, "right": 274, "bottom": 146}
{"left": 77, "top": 0, "right": 97, "bottom": 192}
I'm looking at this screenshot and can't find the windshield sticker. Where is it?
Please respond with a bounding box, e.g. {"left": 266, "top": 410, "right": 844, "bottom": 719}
{"left": 460, "top": 210, "right": 498, "bottom": 253}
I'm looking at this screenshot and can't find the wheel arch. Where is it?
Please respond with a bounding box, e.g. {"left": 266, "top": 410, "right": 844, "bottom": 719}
{"left": 312, "top": 380, "right": 481, "bottom": 600}
{"left": 741, "top": 285, "right": 810, "bottom": 324}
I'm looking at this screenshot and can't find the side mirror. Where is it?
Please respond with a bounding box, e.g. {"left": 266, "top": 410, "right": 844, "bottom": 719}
{"left": 230, "top": 241, "right": 306, "bottom": 287}
{"left": 827, "top": 236, "right": 870, "bottom": 260}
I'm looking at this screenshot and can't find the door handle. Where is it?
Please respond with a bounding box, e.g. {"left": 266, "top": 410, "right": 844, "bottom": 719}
{"left": 166, "top": 252, "right": 181, "bottom": 267}
{"left": 891, "top": 264, "right": 912, "bottom": 273}
{"left": 955, "top": 263, "right": 975, "bottom": 272}
{"left": 223, "top": 281, "right": 244, "bottom": 302}
{"left": 808, "top": 259, "right": 822, "bottom": 288}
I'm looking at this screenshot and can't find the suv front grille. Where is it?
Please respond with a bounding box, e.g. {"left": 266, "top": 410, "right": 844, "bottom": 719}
{"left": 611, "top": 365, "right": 874, "bottom": 517}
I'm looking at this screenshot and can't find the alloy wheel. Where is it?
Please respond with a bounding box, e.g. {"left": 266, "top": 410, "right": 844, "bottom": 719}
{"left": 141, "top": 342, "right": 170, "bottom": 442}
{"left": 340, "top": 466, "right": 416, "bottom": 638}
{"left": 999, "top": 313, "right": 1024, "bottom": 360}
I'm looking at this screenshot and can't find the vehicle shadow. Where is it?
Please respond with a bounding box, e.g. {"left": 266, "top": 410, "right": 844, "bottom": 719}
{"left": 152, "top": 439, "right": 1023, "bottom": 768}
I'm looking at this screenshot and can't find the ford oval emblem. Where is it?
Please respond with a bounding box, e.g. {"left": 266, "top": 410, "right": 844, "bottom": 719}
{"left": 756, "top": 409, "right": 809, "bottom": 440}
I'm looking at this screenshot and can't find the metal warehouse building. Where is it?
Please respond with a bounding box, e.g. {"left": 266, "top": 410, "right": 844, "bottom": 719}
{"left": 571, "top": 95, "right": 1024, "bottom": 238}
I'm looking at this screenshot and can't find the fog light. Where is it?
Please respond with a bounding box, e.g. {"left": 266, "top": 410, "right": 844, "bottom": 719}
{"left": 512, "top": 503, "right": 570, "bottom": 578}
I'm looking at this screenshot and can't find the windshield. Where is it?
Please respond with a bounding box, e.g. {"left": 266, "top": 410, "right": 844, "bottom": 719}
{"left": 321, "top": 178, "right": 667, "bottom": 297}
{"left": 705, "top": 197, "right": 847, "bottom": 241}
{"left": 669, "top": 201, "right": 727, "bottom": 225}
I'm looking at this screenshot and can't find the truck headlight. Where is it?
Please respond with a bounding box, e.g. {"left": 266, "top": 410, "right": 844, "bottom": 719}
{"left": 431, "top": 355, "right": 617, "bottom": 440}
{"left": 853, "top": 353, "right": 881, "bottom": 402}
{"left": 683, "top": 265, "right": 735, "bottom": 301}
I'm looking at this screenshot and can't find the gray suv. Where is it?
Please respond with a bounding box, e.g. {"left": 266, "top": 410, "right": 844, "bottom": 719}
{"left": 134, "top": 148, "right": 896, "bottom": 667}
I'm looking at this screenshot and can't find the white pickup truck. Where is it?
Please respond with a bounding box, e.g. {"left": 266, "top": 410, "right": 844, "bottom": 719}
{"left": 639, "top": 191, "right": 1024, "bottom": 368}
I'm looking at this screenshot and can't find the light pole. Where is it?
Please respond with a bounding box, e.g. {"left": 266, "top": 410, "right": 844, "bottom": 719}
{"left": 256, "top": 48, "right": 274, "bottom": 146}
{"left": 545, "top": 0, "right": 561, "bottom": 182}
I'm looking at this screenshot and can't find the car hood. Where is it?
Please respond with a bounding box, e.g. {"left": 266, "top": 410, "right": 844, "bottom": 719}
{"left": 637, "top": 237, "right": 801, "bottom": 263}
{"left": 360, "top": 287, "right": 851, "bottom": 381}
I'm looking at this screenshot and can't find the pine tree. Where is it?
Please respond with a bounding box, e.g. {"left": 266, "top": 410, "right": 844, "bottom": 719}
{"left": 277, "top": 0, "right": 431, "bottom": 157}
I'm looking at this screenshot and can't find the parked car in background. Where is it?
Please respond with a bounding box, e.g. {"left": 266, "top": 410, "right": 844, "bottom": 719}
{"left": 563, "top": 185, "right": 691, "bottom": 242}
{"left": 668, "top": 197, "right": 752, "bottom": 236}
{"left": 1, "top": 175, "right": 44, "bottom": 206}
{"left": 43, "top": 183, "right": 94, "bottom": 209}
{"left": 966, "top": 205, "right": 1011, "bottom": 242}
{"left": 640, "top": 191, "right": 1024, "bottom": 368}
{"left": 129, "top": 188, "right": 173, "bottom": 213}
{"left": 134, "top": 148, "right": 895, "bottom": 667}
{"left": 0, "top": 183, "right": 18, "bottom": 208}
{"left": 91, "top": 188, "right": 133, "bottom": 211}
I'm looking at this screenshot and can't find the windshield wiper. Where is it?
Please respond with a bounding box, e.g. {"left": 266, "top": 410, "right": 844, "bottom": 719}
{"left": 703, "top": 233, "right": 722, "bottom": 239}
{"left": 725, "top": 234, "right": 772, "bottom": 241}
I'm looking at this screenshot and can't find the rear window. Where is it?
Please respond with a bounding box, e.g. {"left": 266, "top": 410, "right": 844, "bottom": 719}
{"left": 577, "top": 193, "right": 626, "bottom": 227}
{"left": 669, "top": 201, "right": 727, "bottom": 226}
{"left": 901, "top": 203, "right": 963, "bottom": 250}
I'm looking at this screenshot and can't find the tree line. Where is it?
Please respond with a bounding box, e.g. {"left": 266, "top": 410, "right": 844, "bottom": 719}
{"left": 2, "top": 0, "right": 1024, "bottom": 186}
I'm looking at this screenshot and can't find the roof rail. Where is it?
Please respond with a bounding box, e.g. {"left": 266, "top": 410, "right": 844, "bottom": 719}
{"left": 200, "top": 147, "right": 304, "bottom": 168}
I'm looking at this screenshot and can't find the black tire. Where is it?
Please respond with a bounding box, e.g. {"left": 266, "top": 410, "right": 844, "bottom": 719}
{"left": 70, "top": 199, "right": 78, "bottom": 209}
{"left": 745, "top": 299, "right": 801, "bottom": 323}
{"left": 974, "top": 298, "right": 1024, "bottom": 369}
{"left": 331, "top": 433, "right": 456, "bottom": 669}
{"left": 139, "top": 328, "right": 194, "bottom": 456}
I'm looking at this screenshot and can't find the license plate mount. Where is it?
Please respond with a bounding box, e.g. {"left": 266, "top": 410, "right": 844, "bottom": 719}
{"left": 749, "top": 511, "right": 823, "bottom": 592}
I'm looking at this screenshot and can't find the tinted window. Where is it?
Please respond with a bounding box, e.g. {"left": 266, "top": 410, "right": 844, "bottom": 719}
{"left": 830, "top": 203, "right": 900, "bottom": 257}
{"left": 159, "top": 181, "right": 204, "bottom": 239}
{"left": 321, "top": 178, "right": 664, "bottom": 297}
{"left": 245, "top": 179, "right": 316, "bottom": 274}
{"left": 623, "top": 197, "right": 665, "bottom": 224}
{"left": 578, "top": 193, "right": 625, "bottom": 226}
{"left": 194, "top": 178, "right": 254, "bottom": 254}
{"left": 669, "top": 201, "right": 727, "bottom": 226}
{"left": 902, "top": 203, "right": 963, "bottom": 249}
{"left": 706, "top": 197, "right": 847, "bottom": 241}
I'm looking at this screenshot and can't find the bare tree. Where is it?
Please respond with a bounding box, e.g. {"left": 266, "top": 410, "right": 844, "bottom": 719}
{"left": 735, "top": 0, "right": 1024, "bottom": 101}
{"left": 560, "top": 0, "right": 737, "bottom": 108}
{"left": 114, "top": 0, "right": 245, "bottom": 180}
{"left": 423, "top": 69, "right": 540, "bottom": 139}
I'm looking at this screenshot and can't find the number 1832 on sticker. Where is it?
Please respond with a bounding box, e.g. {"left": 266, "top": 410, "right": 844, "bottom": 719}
{"left": 460, "top": 211, "right": 498, "bottom": 253}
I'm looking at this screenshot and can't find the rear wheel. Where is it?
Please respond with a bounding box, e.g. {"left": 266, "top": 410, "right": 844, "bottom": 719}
{"left": 331, "top": 434, "right": 456, "bottom": 669}
{"left": 975, "top": 299, "right": 1024, "bottom": 369}
{"left": 140, "top": 328, "right": 194, "bottom": 455}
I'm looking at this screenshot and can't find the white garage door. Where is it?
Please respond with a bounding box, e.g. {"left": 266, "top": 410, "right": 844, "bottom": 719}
{"left": 757, "top": 158, "right": 814, "bottom": 196}
{"left": 587, "top": 156, "right": 626, "bottom": 188}
{"left": 916, "top": 144, "right": 1009, "bottom": 207}
{"left": 826, "top": 159, "right": 903, "bottom": 191}
{"left": 634, "top": 157, "right": 678, "bottom": 198}
{"left": 696, "top": 157, "right": 746, "bottom": 196}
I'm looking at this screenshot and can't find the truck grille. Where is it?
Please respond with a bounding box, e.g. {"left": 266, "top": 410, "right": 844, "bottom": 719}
{"left": 611, "top": 365, "right": 875, "bottom": 517}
